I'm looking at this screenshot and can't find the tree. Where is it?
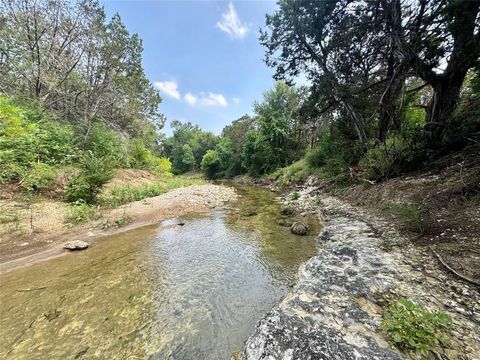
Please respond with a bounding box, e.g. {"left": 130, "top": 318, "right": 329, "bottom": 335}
{"left": 222, "top": 115, "right": 257, "bottom": 153}
{"left": 244, "top": 82, "right": 304, "bottom": 174}
{"left": 162, "top": 120, "right": 218, "bottom": 173}
{"left": 201, "top": 150, "right": 221, "bottom": 179}
{"left": 391, "top": 0, "right": 480, "bottom": 146}
{"left": 0, "top": 0, "right": 164, "bottom": 143}
{"left": 260, "top": 0, "right": 480, "bottom": 147}
{"left": 260, "top": 1, "right": 385, "bottom": 143}
{"left": 181, "top": 144, "right": 195, "bottom": 172}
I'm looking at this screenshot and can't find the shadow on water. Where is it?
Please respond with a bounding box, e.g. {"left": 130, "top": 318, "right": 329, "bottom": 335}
{"left": 0, "top": 184, "right": 320, "bottom": 360}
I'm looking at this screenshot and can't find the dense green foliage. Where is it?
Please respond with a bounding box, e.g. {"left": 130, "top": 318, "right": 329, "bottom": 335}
{"left": 162, "top": 120, "right": 218, "bottom": 174}
{"left": 0, "top": 1, "right": 164, "bottom": 139}
{"left": 2, "top": 0, "right": 479, "bottom": 195}
{"left": 0, "top": 97, "right": 171, "bottom": 203}
{"left": 0, "top": 0, "right": 173, "bottom": 206}
{"left": 381, "top": 299, "right": 452, "bottom": 354}
{"left": 64, "top": 153, "right": 115, "bottom": 204}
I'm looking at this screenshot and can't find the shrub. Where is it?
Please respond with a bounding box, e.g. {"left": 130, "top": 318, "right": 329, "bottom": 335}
{"left": 82, "top": 122, "right": 122, "bottom": 161}
{"left": 359, "top": 136, "right": 420, "bottom": 181}
{"left": 36, "top": 121, "right": 78, "bottom": 166}
{"left": 0, "top": 97, "right": 37, "bottom": 181}
{"left": 291, "top": 191, "right": 300, "bottom": 200}
{"left": 100, "top": 176, "right": 204, "bottom": 207}
{"left": 65, "top": 153, "right": 114, "bottom": 204}
{"left": 201, "top": 150, "right": 222, "bottom": 179}
{"left": 20, "top": 163, "right": 57, "bottom": 193}
{"left": 0, "top": 97, "right": 78, "bottom": 182}
{"left": 381, "top": 299, "right": 452, "bottom": 354}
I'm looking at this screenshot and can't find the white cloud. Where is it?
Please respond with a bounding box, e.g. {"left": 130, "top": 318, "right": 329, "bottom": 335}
{"left": 184, "top": 92, "right": 198, "bottom": 105}
{"left": 199, "top": 92, "right": 228, "bottom": 107}
{"left": 232, "top": 97, "right": 240, "bottom": 104}
{"left": 154, "top": 81, "right": 180, "bottom": 100}
{"left": 154, "top": 81, "right": 228, "bottom": 107}
{"left": 216, "top": 2, "right": 249, "bottom": 39}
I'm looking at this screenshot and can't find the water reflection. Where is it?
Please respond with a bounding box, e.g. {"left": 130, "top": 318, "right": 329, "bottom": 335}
{"left": 0, "top": 185, "right": 320, "bottom": 359}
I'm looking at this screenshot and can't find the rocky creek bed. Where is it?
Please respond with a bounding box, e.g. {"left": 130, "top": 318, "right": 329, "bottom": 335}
{"left": 241, "top": 185, "right": 480, "bottom": 360}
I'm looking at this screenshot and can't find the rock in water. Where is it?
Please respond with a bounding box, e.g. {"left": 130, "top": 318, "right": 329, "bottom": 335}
{"left": 291, "top": 222, "right": 309, "bottom": 235}
{"left": 278, "top": 219, "right": 293, "bottom": 227}
{"left": 280, "top": 206, "right": 294, "bottom": 215}
{"left": 63, "top": 240, "right": 89, "bottom": 250}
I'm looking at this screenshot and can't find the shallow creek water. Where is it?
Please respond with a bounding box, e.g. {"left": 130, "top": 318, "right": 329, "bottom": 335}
{"left": 0, "top": 184, "right": 321, "bottom": 360}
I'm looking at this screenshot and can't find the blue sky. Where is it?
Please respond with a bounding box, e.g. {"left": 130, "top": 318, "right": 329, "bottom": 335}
{"left": 102, "top": 0, "right": 278, "bottom": 136}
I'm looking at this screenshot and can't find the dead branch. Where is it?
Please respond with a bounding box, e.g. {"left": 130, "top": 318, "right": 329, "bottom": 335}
{"left": 433, "top": 250, "right": 480, "bottom": 286}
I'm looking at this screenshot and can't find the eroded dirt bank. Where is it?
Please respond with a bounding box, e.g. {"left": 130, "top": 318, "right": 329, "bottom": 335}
{"left": 0, "top": 184, "right": 237, "bottom": 271}
{"left": 241, "top": 185, "right": 479, "bottom": 360}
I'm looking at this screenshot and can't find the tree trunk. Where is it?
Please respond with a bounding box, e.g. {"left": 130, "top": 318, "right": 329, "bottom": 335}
{"left": 378, "top": 0, "right": 405, "bottom": 142}
{"left": 425, "top": 70, "right": 468, "bottom": 146}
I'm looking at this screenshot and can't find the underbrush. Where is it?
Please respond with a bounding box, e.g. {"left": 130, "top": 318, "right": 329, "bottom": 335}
{"left": 268, "top": 159, "right": 318, "bottom": 189}
{"left": 381, "top": 203, "right": 424, "bottom": 234}
{"left": 64, "top": 202, "right": 102, "bottom": 225}
{"left": 1, "top": 96, "right": 172, "bottom": 204}
{"left": 99, "top": 176, "right": 205, "bottom": 207}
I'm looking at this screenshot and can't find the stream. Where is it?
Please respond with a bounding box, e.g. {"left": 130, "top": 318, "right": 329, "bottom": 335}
{"left": 0, "top": 184, "right": 321, "bottom": 359}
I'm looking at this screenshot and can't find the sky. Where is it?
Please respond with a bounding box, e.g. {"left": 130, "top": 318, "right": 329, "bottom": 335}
{"left": 102, "top": 0, "right": 278, "bottom": 136}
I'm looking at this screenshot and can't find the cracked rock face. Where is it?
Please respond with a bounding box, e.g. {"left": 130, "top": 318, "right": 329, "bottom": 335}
{"left": 243, "top": 210, "right": 403, "bottom": 360}
{"left": 242, "top": 189, "right": 480, "bottom": 360}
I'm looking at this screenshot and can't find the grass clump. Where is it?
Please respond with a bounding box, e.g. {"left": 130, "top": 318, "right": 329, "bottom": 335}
{"left": 65, "top": 202, "right": 102, "bottom": 225}
{"left": 381, "top": 299, "right": 452, "bottom": 355}
{"left": 291, "top": 191, "right": 300, "bottom": 200}
{"left": 381, "top": 203, "right": 424, "bottom": 233}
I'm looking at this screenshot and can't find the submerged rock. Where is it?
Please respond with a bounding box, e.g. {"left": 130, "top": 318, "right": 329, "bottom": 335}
{"left": 280, "top": 206, "right": 294, "bottom": 215}
{"left": 63, "top": 240, "right": 89, "bottom": 250}
{"left": 290, "top": 222, "right": 309, "bottom": 235}
{"left": 278, "top": 219, "right": 293, "bottom": 227}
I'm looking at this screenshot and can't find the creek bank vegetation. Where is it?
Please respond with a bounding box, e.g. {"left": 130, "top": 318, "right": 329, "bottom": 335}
{"left": 0, "top": 0, "right": 238, "bottom": 263}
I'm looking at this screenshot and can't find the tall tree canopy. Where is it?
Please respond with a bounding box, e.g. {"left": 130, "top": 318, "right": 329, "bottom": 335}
{"left": 0, "top": 0, "right": 164, "bottom": 141}
{"left": 260, "top": 0, "right": 480, "bottom": 147}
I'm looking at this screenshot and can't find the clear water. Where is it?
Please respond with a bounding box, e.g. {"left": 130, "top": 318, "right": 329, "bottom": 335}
{"left": 0, "top": 185, "right": 320, "bottom": 359}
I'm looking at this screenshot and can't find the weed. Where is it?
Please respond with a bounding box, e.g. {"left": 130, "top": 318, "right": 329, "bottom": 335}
{"left": 99, "top": 213, "right": 131, "bottom": 230}
{"left": 381, "top": 299, "right": 452, "bottom": 355}
{"left": 0, "top": 207, "right": 21, "bottom": 225}
{"left": 114, "top": 214, "right": 131, "bottom": 227}
{"left": 382, "top": 203, "right": 424, "bottom": 233}
{"left": 291, "top": 191, "right": 300, "bottom": 200}
{"left": 65, "top": 202, "right": 102, "bottom": 225}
